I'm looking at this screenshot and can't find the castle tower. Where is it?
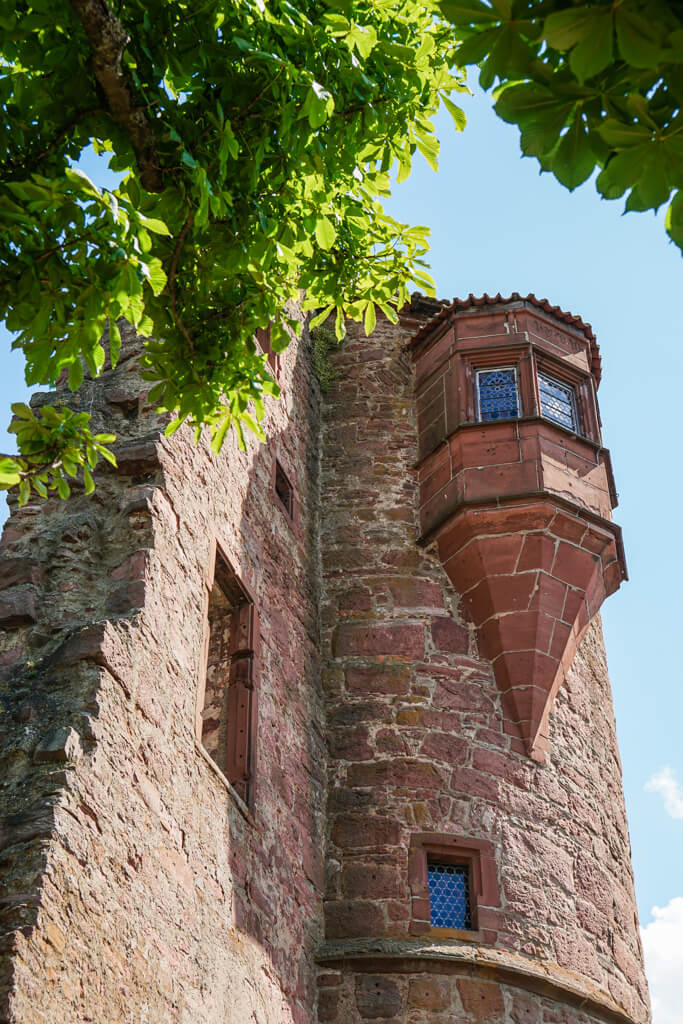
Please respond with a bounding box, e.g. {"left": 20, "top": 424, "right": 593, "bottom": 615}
{"left": 318, "top": 294, "right": 648, "bottom": 1024}
{"left": 0, "top": 294, "right": 648, "bottom": 1024}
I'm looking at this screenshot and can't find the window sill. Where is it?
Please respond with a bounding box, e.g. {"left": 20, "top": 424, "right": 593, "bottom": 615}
{"left": 194, "top": 738, "right": 257, "bottom": 827}
{"left": 417, "top": 925, "right": 485, "bottom": 943}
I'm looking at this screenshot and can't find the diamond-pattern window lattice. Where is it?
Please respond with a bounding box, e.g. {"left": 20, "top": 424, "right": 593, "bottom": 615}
{"left": 427, "top": 860, "right": 472, "bottom": 930}
{"left": 477, "top": 368, "right": 519, "bottom": 421}
{"left": 538, "top": 371, "right": 576, "bottom": 430}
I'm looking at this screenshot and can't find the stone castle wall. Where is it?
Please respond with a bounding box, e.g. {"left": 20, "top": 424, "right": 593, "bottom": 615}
{"left": 317, "top": 313, "right": 649, "bottom": 1024}
{"left": 0, "top": 303, "right": 649, "bottom": 1024}
{"left": 0, "top": 322, "right": 325, "bottom": 1023}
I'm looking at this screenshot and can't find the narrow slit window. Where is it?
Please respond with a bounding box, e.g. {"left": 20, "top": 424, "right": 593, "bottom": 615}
{"left": 427, "top": 860, "right": 472, "bottom": 930}
{"left": 274, "top": 460, "right": 294, "bottom": 519}
{"left": 476, "top": 367, "right": 520, "bottom": 422}
{"left": 256, "top": 325, "right": 280, "bottom": 377}
{"left": 200, "top": 551, "right": 255, "bottom": 804}
{"left": 538, "top": 371, "right": 576, "bottom": 430}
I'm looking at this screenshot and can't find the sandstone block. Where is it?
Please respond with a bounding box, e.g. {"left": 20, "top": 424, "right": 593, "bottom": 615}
{"left": 33, "top": 727, "right": 83, "bottom": 764}
{"left": 354, "top": 975, "right": 402, "bottom": 1019}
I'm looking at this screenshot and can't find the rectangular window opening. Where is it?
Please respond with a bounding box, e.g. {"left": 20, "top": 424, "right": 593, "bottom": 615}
{"left": 538, "top": 370, "right": 577, "bottom": 431}
{"left": 274, "top": 459, "right": 294, "bottom": 519}
{"left": 201, "top": 551, "right": 255, "bottom": 804}
{"left": 427, "top": 859, "right": 472, "bottom": 930}
{"left": 476, "top": 366, "right": 520, "bottom": 422}
{"left": 256, "top": 324, "right": 280, "bottom": 377}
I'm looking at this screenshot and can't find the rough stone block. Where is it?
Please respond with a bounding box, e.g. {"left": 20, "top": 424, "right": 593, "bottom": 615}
{"left": 33, "top": 727, "right": 83, "bottom": 764}
{"left": 0, "top": 587, "right": 36, "bottom": 627}
{"left": 354, "top": 975, "right": 402, "bottom": 1019}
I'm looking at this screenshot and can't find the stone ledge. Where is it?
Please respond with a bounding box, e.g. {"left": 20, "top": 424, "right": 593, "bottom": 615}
{"left": 316, "top": 938, "right": 640, "bottom": 1024}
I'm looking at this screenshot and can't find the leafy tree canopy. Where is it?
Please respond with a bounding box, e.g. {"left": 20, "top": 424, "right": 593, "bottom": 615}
{"left": 0, "top": 0, "right": 466, "bottom": 502}
{"left": 441, "top": 0, "right": 683, "bottom": 241}
{"left": 1, "top": 0, "right": 681, "bottom": 504}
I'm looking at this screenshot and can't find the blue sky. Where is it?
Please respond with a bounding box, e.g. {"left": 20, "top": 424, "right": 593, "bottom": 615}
{"left": 1, "top": 79, "right": 681, "bottom": 1021}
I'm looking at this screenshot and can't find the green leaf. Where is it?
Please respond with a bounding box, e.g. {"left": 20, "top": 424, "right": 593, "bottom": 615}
{"left": 303, "top": 82, "right": 335, "bottom": 129}
{"left": 364, "top": 302, "right": 376, "bottom": 335}
{"left": 0, "top": 458, "right": 21, "bottom": 487}
{"left": 309, "top": 304, "right": 334, "bottom": 328}
{"left": 68, "top": 359, "right": 84, "bottom": 391}
{"left": 665, "top": 191, "right": 683, "bottom": 248}
{"left": 211, "top": 414, "right": 232, "bottom": 454}
{"left": 615, "top": 9, "right": 662, "bottom": 69}
{"left": 597, "top": 119, "right": 651, "bottom": 149}
{"left": 544, "top": 8, "right": 597, "bottom": 51}
{"left": 495, "top": 84, "right": 574, "bottom": 157}
{"left": 442, "top": 94, "right": 467, "bottom": 131}
{"left": 440, "top": 0, "right": 500, "bottom": 25}
{"left": 138, "top": 214, "right": 172, "bottom": 236}
{"left": 144, "top": 258, "right": 167, "bottom": 295}
{"left": 11, "top": 403, "right": 34, "bottom": 421}
{"left": 165, "top": 416, "right": 186, "bottom": 437}
{"left": 315, "top": 216, "right": 337, "bottom": 250}
{"left": 83, "top": 466, "right": 95, "bottom": 495}
{"left": 55, "top": 476, "right": 70, "bottom": 500}
{"left": 109, "top": 319, "right": 122, "bottom": 367}
{"left": 551, "top": 117, "right": 596, "bottom": 190}
{"left": 568, "top": 12, "right": 613, "bottom": 83}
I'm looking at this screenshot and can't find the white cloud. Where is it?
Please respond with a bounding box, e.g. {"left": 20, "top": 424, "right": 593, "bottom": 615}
{"left": 642, "top": 898, "right": 683, "bottom": 1024}
{"left": 645, "top": 767, "right": 683, "bottom": 820}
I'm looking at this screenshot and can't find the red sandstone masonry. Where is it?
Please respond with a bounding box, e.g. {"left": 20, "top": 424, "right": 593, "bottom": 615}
{"left": 0, "top": 322, "right": 325, "bottom": 1024}
{"left": 318, "top": 304, "right": 649, "bottom": 1024}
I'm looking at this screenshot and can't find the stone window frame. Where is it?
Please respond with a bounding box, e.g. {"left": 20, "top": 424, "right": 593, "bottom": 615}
{"left": 194, "top": 538, "right": 259, "bottom": 815}
{"left": 537, "top": 368, "right": 578, "bottom": 432}
{"left": 272, "top": 455, "right": 297, "bottom": 526}
{"left": 408, "top": 833, "right": 500, "bottom": 943}
{"left": 255, "top": 325, "right": 281, "bottom": 380}
{"left": 475, "top": 365, "right": 521, "bottom": 423}
{"left": 456, "top": 341, "right": 600, "bottom": 444}
{"left": 533, "top": 349, "right": 600, "bottom": 442}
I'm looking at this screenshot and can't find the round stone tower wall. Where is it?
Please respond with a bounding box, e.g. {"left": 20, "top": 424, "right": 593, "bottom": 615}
{"left": 318, "top": 306, "right": 649, "bottom": 1024}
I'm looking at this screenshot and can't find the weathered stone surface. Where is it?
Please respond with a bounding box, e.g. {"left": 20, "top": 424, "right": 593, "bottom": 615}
{"left": 33, "top": 727, "right": 83, "bottom": 764}
{"left": 0, "top": 322, "right": 325, "bottom": 1024}
{"left": 319, "top": 306, "right": 648, "bottom": 1024}
{"left": 0, "top": 300, "right": 648, "bottom": 1024}
{"left": 355, "top": 975, "right": 402, "bottom": 1019}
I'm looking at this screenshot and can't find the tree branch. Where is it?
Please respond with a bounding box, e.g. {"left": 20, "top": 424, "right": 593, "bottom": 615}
{"left": 0, "top": 106, "right": 102, "bottom": 178}
{"left": 68, "top": 0, "right": 163, "bottom": 192}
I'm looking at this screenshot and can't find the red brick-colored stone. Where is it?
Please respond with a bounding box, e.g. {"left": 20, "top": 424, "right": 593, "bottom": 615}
{"left": 354, "top": 975, "right": 402, "bottom": 1019}
{"left": 456, "top": 978, "right": 505, "bottom": 1022}
{"left": 332, "top": 622, "right": 424, "bottom": 659}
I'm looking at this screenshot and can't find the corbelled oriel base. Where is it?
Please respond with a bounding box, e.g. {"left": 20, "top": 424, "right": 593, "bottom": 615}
{"left": 433, "top": 497, "right": 625, "bottom": 760}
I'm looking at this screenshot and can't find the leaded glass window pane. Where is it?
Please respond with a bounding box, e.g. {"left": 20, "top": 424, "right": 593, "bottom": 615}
{"left": 476, "top": 368, "right": 519, "bottom": 422}
{"left": 538, "top": 371, "right": 576, "bottom": 430}
{"left": 427, "top": 860, "right": 472, "bottom": 929}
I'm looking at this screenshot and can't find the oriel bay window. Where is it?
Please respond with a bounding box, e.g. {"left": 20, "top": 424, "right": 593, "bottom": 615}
{"left": 469, "top": 356, "right": 591, "bottom": 439}
{"left": 196, "top": 544, "right": 258, "bottom": 805}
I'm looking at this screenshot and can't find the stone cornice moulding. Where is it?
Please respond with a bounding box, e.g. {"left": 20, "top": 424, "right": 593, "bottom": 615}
{"left": 316, "top": 938, "right": 641, "bottom": 1024}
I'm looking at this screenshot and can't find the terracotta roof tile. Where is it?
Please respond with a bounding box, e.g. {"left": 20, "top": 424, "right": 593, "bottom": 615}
{"left": 407, "top": 292, "right": 602, "bottom": 385}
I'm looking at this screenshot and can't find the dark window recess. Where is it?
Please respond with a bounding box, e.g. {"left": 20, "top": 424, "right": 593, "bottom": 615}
{"left": 274, "top": 460, "right": 294, "bottom": 519}
{"left": 201, "top": 553, "right": 255, "bottom": 803}
{"left": 256, "top": 325, "right": 280, "bottom": 376}
{"left": 538, "top": 371, "right": 576, "bottom": 431}
{"left": 427, "top": 860, "right": 472, "bottom": 929}
{"left": 476, "top": 367, "right": 519, "bottom": 421}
